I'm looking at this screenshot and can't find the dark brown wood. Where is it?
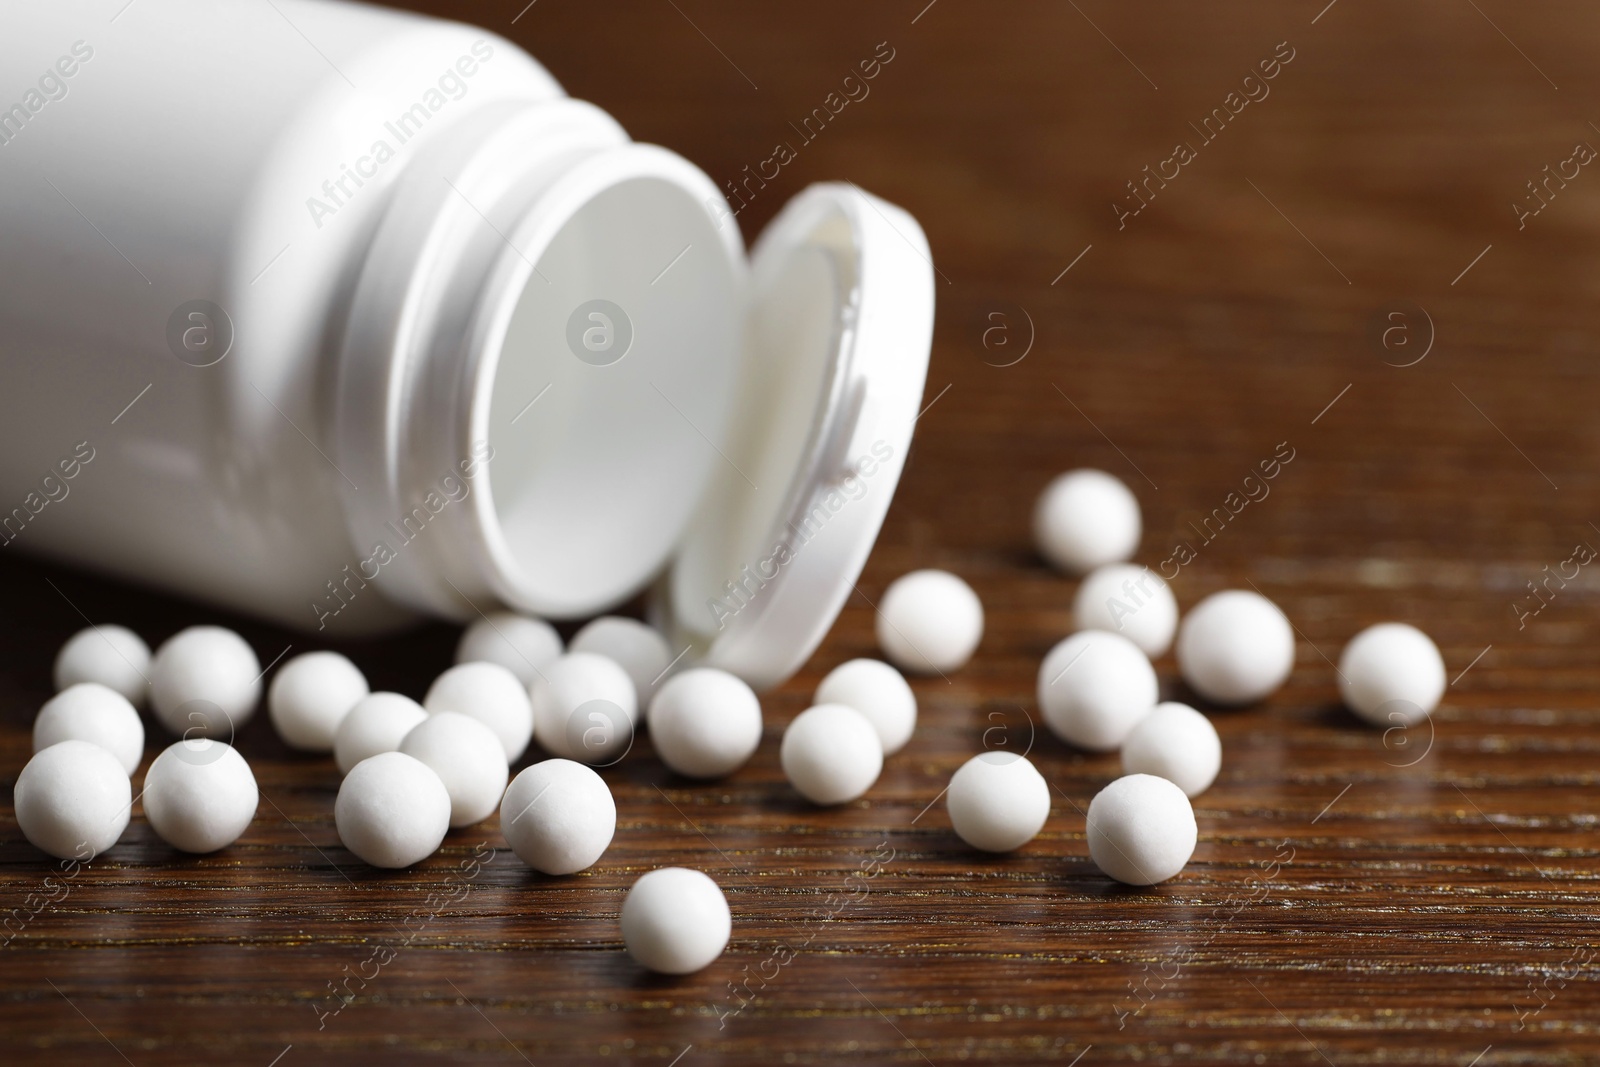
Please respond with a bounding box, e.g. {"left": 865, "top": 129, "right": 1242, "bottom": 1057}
{"left": 6, "top": 1, "right": 1600, "bottom": 1062}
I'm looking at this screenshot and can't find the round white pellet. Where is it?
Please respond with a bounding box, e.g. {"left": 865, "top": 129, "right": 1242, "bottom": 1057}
{"left": 53, "top": 624, "right": 151, "bottom": 707}
{"left": 646, "top": 668, "right": 762, "bottom": 779}
{"left": 399, "top": 712, "right": 509, "bottom": 828}
{"left": 499, "top": 759, "right": 616, "bottom": 874}
{"left": 1176, "top": 590, "right": 1295, "bottom": 705}
{"left": 814, "top": 659, "right": 917, "bottom": 755}
{"left": 1086, "top": 773, "right": 1197, "bottom": 885}
{"left": 1033, "top": 469, "right": 1142, "bottom": 574}
{"left": 1073, "top": 563, "right": 1179, "bottom": 658}
{"left": 1121, "top": 702, "right": 1221, "bottom": 798}
{"left": 149, "top": 626, "right": 261, "bottom": 738}
{"left": 529, "top": 652, "right": 638, "bottom": 765}
{"left": 876, "top": 570, "right": 984, "bottom": 674}
{"left": 267, "top": 651, "right": 369, "bottom": 753}
{"left": 945, "top": 752, "right": 1050, "bottom": 852}
{"left": 569, "top": 616, "right": 674, "bottom": 704}
{"left": 455, "top": 611, "right": 563, "bottom": 688}
{"left": 1036, "top": 630, "right": 1158, "bottom": 751}
{"left": 33, "top": 683, "right": 145, "bottom": 775}
{"left": 780, "top": 704, "right": 883, "bottom": 805}
{"left": 1338, "top": 622, "right": 1446, "bottom": 727}
{"left": 15, "top": 740, "right": 131, "bottom": 860}
{"left": 142, "top": 740, "right": 258, "bottom": 853}
{"left": 620, "top": 867, "right": 731, "bottom": 974}
{"left": 335, "top": 751, "right": 452, "bottom": 868}
{"left": 424, "top": 661, "right": 535, "bottom": 762}
{"left": 334, "top": 692, "right": 429, "bottom": 776}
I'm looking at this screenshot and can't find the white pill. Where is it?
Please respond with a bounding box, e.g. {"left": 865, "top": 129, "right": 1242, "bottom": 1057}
{"left": 399, "top": 711, "right": 509, "bottom": 828}
{"left": 876, "top": 569, "right": 984, "bottom": 674}
{"left": 1033, "top": 469, "right": 1142, "bottom": 574}
{"left": 334, "top": 692, "right": 429, "bottom": 775}
{"left": 569, "top": 616, "right": 674, "bottom": 704}
{"left": 529, "top": 652, "right": 638, "bottom": 765}
{"left": 335, "top": 751, "right": 452, "bottom": 868}
{"left": 425, "top": 661, "right": 535, "bottom": 762}
{"left": 267, "top": 650, "right": 369, "bottom": 753}
{"left": 499, "top": 759, "right": 615, "bottom": 874}
{"left": 1037, "top": 630, "right": 1157, "bottom": 751}
{"left": 1338, "top": 622, "right": 1446, "bottom": 727}
{"left": 620, "top": 867, "right": 731, "bottom": 974}
{"left": 814, "top": 658, "right": 917, "bottom": 755}
{"left": 780, "top": 703, "right": 883, "bottom": 805}
{"left": 15, "top": 740, "right": 131, "bottom": 860}
{"left": 149, "top": 626, "right": 261, "bottom": 738}
{"left": 1121, "top": 702, "right": 1221, "bottom": 798}
{"left": 647, "top": 668, "right": 762, "bottom": 779}
{"left": 1073, "top": 563, "right": 1178, "bottom": 658}
{"left": 54, "top": 624, "right": 151, "bottom": 707}
{"left": 1086, "top": 773, "right": 1197, "bottom": 885}
{"left": 142, "top": 739, "right": 258, "bottom": 853}
{"left": 1176, "top": 590, "right": 1295, "bottom": 705}
{"left": 455, "top": 611, "right": 563, "bottom": 688}
{"left": 946, "top": 752, "right": 1050, "bottom": 852}
{"left": 33, "top": 683, "right": 145, "bottom": 775}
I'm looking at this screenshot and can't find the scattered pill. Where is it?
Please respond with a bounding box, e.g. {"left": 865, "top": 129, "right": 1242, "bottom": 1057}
{"left": 149, "top": 626, "right": 261, "bottom": 738}
{"left": 780, "top": 703, "right": 883, "bottom": 805}
{"left": 500, "top": 759, "right": 615, "bottom": 874}
{"left": 335, "top": 751, "right": 452, "bottom": 868}
{"left": 1120, "top": 702, "right": 1221, "bottom": 798}
{"left": 33, "top": 682, "right": 144, "bottom": 775}
{"left": 814, "top": 658, "right": 917, "bottom": 755}
{"left": 1086, "top": 773, "right": 1197, "bottom": 885}
{"left": 946, "top": 751, "right": 1050, "bottom": 852}
{"left": 399, "top": 711, "right": 509, "bottom": 828}
{"left": 1033, "top": 469, "right": 1141, "bottom": 575}
{"left": 142, "top": 739, "right": 258, "bottom": 853}
{"left": 876, "top": 569, "right": 984, "bottom": 674}
{"left": 455, "top": 611, "right": 563, "bottom": 688}
{"left": 620, "top": 867, "right": 732, "bottom": 974}
{"left": 334, "top": 692, "right": 429, "bottom": 776}
{"left": 424, "top": 661, "right": 535, "bottom": 761}
{"left": 1073, "top": 563, "right": 1178, "bottom": 658}
{"left": 1036, "top": 630, "right": 1157, "bottom": 751}
{"left": 529, "top": 652, "right": 638, "bottom": 765}
{"left": 14, "top": 739, "right": 131, "bottom": 860}
{"left": 1176, "top": 590, "right": 1295, "bottom": 706}
{"left": 647, "top": 668, "right": 762, "bottom": 779}
{"left": 1338, "top": 622, "right": 1446, "bottom": 727}
{"left": 267, "top": 650, "right": 369, "bottom": 753}
{"left": 53, "top": 624, "right": 151, "bottom": 707}
{"left": 569, "top": 616, "right": 675, "bottom": 705}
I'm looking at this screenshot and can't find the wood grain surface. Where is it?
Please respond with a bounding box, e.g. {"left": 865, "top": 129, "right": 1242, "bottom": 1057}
{"left": 6, "top": 1, "right": 1600, "bottom": 1063}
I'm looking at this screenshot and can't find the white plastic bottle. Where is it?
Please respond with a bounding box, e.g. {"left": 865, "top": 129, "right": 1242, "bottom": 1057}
{"left": 0, "top": 1, "right": 933, "bottom": 689}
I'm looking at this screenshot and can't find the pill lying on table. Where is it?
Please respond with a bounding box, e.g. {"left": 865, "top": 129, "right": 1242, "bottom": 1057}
{"left": 946, "top": 751, "right": 1050, "bottom": 852}
{"left": 149, "top": 626, "right": 261, "bottom": 738}
{"left": 399, "top": 712, "right": 509, "bottom": 828}
{"left": 33, "top": 682, "right": 145, "bottom": 775}
{"left": 647, "top": 668, "right": 762, "bottom": 779}
{"left": 780, "top": 703, "right": 883, "bottom": 805}
{"left": 1176, "top": 590, "right": 1295, "bottom": 705}
{"left": 455, "top": 612, "right": 563, "bottom": 688}
{"left": 425, "top": 661, "right": 535, "bottom": 761}
{"left": 529, "top": 652, "right": 637, "bottom": 765}
{"left": 142, "top": 739, "right": 258, "bottom": 853}
{"left": 334, "top": 692, "right": 429, "bottom": 775}
{"left": 335, "top": 751, "right": 452, "bottom": 868}
{"left": 1086, "top": 773, "right": 1197, "bottom": 885}
{"left": 1033, "top": 469, "right": 1142, "bottom": 575}
{"left": 814, "top": 658, "right": 917, "bottom": 755}
{"left": 1338, "top": 622, "right": 1446, "bottom": 727}
{"left": 15, "top": 740, "right": 131, "bottom": 860}
{"left": 500, "top": 759, "right": 615, "bottom": 874}
{"left": 620, "top": 867, "right": 732, "bottom": 974}
{"left": 1120, "top": 702, "right": 1221, "bottom": 798}
{"left": 268, "top": 650, "right": 369, "bottom": 753}
{"left": 570, "top": 616, "right": 675, "bottom": 704}
{"left": 54, "top": 624, "right": 151, "bottom": 707}
{"left": 1037, "top": 630, "right": 1157, "bottom": 751}
{"left": 1072, "top": 563, "right": 1178, "bottom": 658}
{"left": 876, "top": 570, "right": 984, "bottom": 674}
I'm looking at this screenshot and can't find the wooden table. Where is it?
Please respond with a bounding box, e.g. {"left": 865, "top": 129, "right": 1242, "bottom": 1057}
{"left": 6, "top": 1, "right": 1599, "bottom": 1062}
